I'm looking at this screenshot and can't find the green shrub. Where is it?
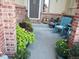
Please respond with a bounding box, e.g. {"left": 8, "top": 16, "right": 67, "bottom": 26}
{"left": 19, "top": 22, "right": 33, "bottom": 32}
{"left": 13, "top": 24, "right": 35, "bottom": 59}
{"left": 19, "top": 17, "right": 33, "bottom": 32}
{"left": 56, "top": 39, "right": 69, "bottom": 57}
{"left": 69, "top": 42, "right": 79, "bottom": 57}
{"left": 16, "top": 24, "right": 35, "bottom": 46}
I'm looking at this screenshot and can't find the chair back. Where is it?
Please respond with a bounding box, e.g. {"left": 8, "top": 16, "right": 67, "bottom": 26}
{"left": 60, "top": 16, "right": 72, "bottom": 26}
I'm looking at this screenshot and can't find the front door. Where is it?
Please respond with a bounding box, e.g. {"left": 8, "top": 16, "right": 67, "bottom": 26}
{"left": 28, "top": 0, "right": 40, "bottom": 19}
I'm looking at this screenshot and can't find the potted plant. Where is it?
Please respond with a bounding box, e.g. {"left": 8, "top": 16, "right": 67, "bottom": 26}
{"left": 19, "top": 22, "right": 33, "bottom": 32}
{"left": 13, "top": 24, "right": 35, "bottom": 59}
{"left": 56, "top": 39, "right": 69, "bottom": 59}
{"left": 19, "top": 17, "right": 33, "bottom": 32}
{"left": 69, "top": 42, "right": 79, "bottom": 59}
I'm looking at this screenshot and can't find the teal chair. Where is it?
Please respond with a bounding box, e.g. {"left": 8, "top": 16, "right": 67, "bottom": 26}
{"left": 53, "top": 15, "right": 73, "bottom": 33}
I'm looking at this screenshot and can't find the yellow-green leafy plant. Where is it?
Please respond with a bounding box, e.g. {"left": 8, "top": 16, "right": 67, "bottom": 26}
{"left": 13, "top": 24, "right": 35, "bottom": 59}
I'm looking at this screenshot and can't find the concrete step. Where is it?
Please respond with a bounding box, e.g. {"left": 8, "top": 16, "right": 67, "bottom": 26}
{"left": 30, "top": 19, "right": 41, "bottom": 24}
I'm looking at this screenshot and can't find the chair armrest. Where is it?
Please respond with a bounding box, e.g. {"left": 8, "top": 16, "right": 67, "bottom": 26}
{"left": 67, "top": 24, "right": 72, "bottom": 27}
{"left": 64, "top": 24, "right": 72, "bottom": 30}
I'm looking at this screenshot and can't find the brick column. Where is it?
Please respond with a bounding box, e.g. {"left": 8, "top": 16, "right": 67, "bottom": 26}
{"left": 0, "top": 0, "right": 16, "bottom": 56}
{"left": 0, "top": 2, "right": 5, "bottom": 54}
{"left": 68, "top": 0, "right": 79, "bottom": 47}
{"left": 69, "top": 20, "right": 79, "bottom": 47}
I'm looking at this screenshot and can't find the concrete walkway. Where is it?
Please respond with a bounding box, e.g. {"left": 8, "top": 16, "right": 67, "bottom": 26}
{"left": 28, "top": 24, "right": 61, "bottom": 59}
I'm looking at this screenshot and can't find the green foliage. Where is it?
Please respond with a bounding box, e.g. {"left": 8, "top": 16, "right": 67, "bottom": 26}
{"left": 13, "top": 48, "right": 30, "bottom": 59}
{"left": 19, "top": 22, "right": 33, "bottom": 32}
{"left": 23, "top": 17, "right": 30, "bottom": 22}
{"left": 13, "top": 24, "right": 35, "bottom": 59}
{"left": 16, "top": 24, "right": 35, "bottom": 44}
{"left": 69, "top": 42, "right": 79, "bottom": 56}
{"left": 19, "top": 17, "right": 33, "bottom": 32}
{"left": 56, "top": 39, "right": 69, "bottom": 57}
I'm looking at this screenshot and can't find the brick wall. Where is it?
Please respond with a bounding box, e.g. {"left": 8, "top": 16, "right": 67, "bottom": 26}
{"left": 0, "top": 5, "right": 5, "bottom": 54}
{"left": 68, "top": 0, "right": 79, "bottom": 47}
{"left": 0, "top": 0, "right": 16, "bottom": 56}
{"left": 0, "top": 0, "right": 27, "bottom": 56}
{"left": 41, "top": 12, "right": 62, "bottom": 21}
{"left": 15, "top": 4, "right": 27, "bottom": 23}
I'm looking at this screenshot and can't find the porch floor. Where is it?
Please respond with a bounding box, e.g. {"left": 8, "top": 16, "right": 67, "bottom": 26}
{"left": 28, "top": 24, "right": 61, "bottom": 59}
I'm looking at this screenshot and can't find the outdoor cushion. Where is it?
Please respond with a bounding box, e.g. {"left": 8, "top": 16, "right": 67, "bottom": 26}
{"left": 55, "top": 25, "right": 65, "bottom": 29}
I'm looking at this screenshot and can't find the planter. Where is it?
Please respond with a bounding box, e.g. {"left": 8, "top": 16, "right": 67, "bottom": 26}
{"left": 56, "top": 52, "right": 68, "bottom": 59}
{"left": 55, "top": 40, "right": 69, "bottom": 59}
{"left": 68, "top": 57, "right": 79, "bottom": 59}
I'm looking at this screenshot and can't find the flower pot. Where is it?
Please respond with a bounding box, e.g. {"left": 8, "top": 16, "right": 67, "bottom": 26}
{"left": 56, "top": 52, "right": 68, "bottom": 59}
{"left": 56, "top": 54, "right": 67, "bottom": 59}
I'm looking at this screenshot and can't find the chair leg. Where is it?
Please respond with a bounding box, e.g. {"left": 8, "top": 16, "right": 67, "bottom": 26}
{"left": 61, "top": 29, "right": 68, "bottom": 39}
{"left": 60, "top": 29, "right": 64, "bottom": 36}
